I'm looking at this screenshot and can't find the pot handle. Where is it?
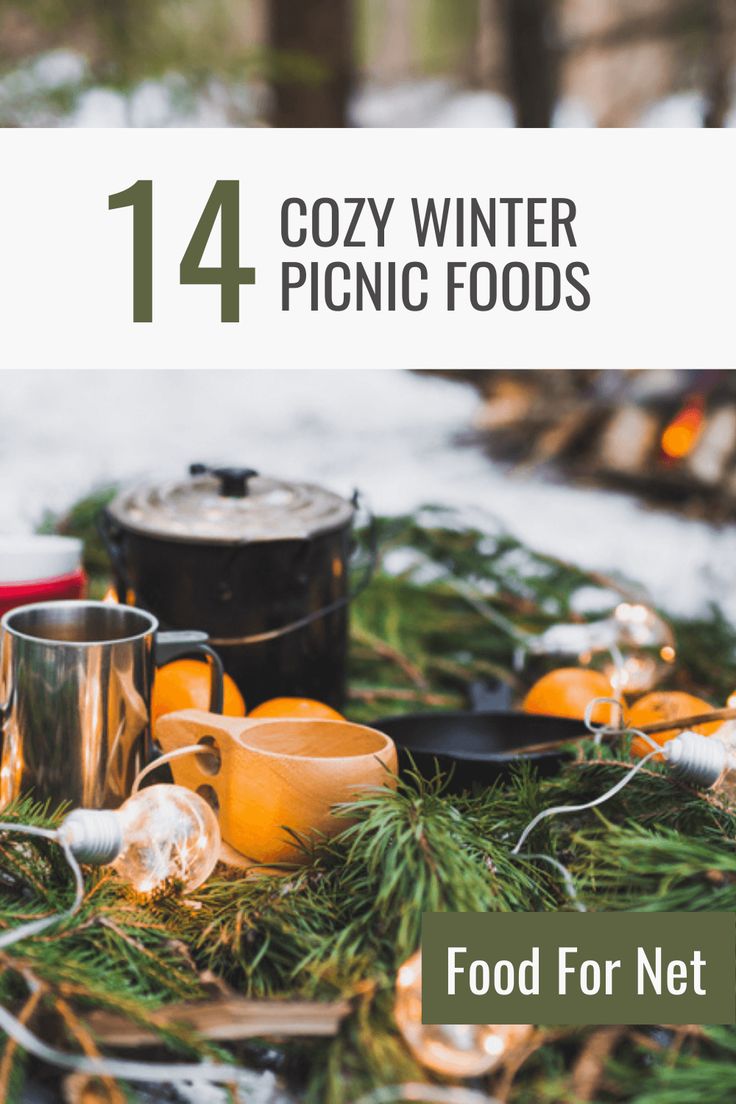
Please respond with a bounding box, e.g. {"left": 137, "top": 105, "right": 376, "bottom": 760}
{"left": 467, "top": 679, "right": 514, "bottom": 712}
{"left": 189, "top": 463, "right": 259, "bottom": 498}
{"left": 208, "top": 490, "right": 378, "bottom": 647}
{"left": 99, "top": 491, "right": 378, "bottom": 649}
{"left": 98, "top": 508, "right": 173, "bottom": 613}
{"left": 154, "top": 631, "right": 225, "bottom": 714}
{"left": 98, "top": 509, "right": 131, "bottom": 603}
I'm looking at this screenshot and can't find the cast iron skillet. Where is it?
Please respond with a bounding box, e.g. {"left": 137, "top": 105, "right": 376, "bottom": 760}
{"left": 377, "top": 683, "right": 584, "bottom": 792}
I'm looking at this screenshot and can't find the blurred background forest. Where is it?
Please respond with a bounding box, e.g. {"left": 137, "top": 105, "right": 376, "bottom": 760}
{"left": 0, "top": 0, "right": 733, "bottom": 127}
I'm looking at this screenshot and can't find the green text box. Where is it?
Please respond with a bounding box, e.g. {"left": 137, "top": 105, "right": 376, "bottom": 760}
{"left": 422, "top": 912, "right": 735, "bottom": 1025}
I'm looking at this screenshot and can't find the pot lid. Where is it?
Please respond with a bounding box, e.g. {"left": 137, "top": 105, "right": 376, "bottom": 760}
{"left": 108, "top": 466, "right": 354, "bottom": 544}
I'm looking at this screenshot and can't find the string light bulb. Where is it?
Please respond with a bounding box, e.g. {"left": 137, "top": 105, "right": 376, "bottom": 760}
{"left": 662, "top": 731, "right": 736, "bottom": 800}
{"left": 603, "top": 602, "right": 676, "bottom": 694}
{"left": 394, "top": 951, "right": 533, "bottom": 1077}
{"left": 523, "top": 602, "right": 675, "bottom": 696}
{"left": 59, "top": 784, "right": 220, "bottom": 894}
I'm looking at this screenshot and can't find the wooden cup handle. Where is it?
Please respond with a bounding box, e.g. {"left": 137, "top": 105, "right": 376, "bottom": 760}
{"left": 155, "top": 709, "right": 256, "bottom": 754}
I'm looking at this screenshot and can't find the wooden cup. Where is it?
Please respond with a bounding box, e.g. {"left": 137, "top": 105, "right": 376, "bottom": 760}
{"left": 154, "top": 710, "right": 398, "bottom": 864}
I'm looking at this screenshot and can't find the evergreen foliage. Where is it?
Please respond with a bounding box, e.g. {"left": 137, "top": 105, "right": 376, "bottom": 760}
{"left": 0, "top": 0, "right": 267, "bottom": 125}
{"left": 2, "top": 502, "right": 735, "bottom": 1101}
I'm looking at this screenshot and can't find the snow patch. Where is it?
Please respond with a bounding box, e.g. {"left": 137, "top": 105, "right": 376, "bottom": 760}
{"left": 1, "top": 371, "right": 735, "bottom": 625}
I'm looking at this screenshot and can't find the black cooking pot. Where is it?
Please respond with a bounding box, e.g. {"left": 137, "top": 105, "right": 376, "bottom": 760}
{"left": 100, "top": 465, "right": 373, "bottom": 710}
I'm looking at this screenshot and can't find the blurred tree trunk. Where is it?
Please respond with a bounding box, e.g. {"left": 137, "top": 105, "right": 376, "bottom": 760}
{"left": 269, "top": 0, "right": 354, "bottom": 127}
{"left": 500, "top": 0, "right": 558, "bottom": 126}
{"left": 376, "top": 0, "right": 413, "bottom": 83}
{"left": 703, "top": 0, "right": 733, "bottom": 127}
{"left": 473, "top": 0, "right": 501, "bottom": 86}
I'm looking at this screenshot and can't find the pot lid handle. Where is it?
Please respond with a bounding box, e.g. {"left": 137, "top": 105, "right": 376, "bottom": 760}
{"left": 188, "top": 464, "right": 259, "bottom": 498}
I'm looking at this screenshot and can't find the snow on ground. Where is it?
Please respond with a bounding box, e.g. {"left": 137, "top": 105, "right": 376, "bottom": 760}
{"left": 353, "top": 80, "right": 736, "bottom": 128}
{"left": 66, "top": 78, "right": 736, "bottom": 129}
{"left": 2, "top": 369, "right": 736, "bottom": 623}
{"left": 2, "top": 57, "right": 721, "bottom": 129}
{"left": 350, "top": 79, "right": 516, "bottom": 128}
{"left": 351, "top": 80, "right": 599, "bottom": 128}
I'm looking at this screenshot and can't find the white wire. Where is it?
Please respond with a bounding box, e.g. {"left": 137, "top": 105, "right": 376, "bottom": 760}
{"left": 350, "top": 1086, "right": 501, "bottom": 1104}
{"left": 628, "top": 728, "right": 665, "bottom": 754}
{"left": 582, "top": 697, "right": 663, "bottom": 755}
{"left": 583, "top": 695, "right": 625, "bottom": 745}
{"left": 0, "top": 697, "right": 666, "bottom": 1089}
{"left": 0, "top": 823, "right": 85, "bottom": 950}
{"left": 0, "top": 817, "right": 264, "bottom": 1089}
{"left": 512, "top": 694, "right": 664, "bottom": 857}
{"left": 508, "top": 698, "right": 668, "bottom": 908}
{"left": 517, "top": 852, "right": 587, "bottom": 913}
{"left": 0, "top": 823, "right": 57, "bottom": 844}
{"left": 0, "top": 1002, "right": 262, "bottom": 1087}
{"left": 132, "top": 744, "right": 212, "bottom": 793}
{"left": 511, "top": 748, "right": 660, "bottom": 856}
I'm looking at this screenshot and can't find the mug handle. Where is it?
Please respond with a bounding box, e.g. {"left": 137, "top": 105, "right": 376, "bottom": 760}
{"left": 154, "top": 630, "right": 225, "bottom": 714}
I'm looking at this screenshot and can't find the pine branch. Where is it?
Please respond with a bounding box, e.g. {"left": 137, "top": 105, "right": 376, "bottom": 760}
{"left": 6, "top": 499, "right": 735, "bottom": 1102}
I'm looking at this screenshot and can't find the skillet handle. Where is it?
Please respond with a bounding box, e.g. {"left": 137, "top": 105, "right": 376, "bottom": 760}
{"left": 467, "top": 680, "right": 514, "bottom": 712}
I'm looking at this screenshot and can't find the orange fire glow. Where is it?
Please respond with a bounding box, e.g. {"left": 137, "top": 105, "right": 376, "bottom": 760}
{"left": 103, "top": 585, "right": 137, "bottom": 604}
{"left": 660, "top": 397, "right": 705, "bottom": 460}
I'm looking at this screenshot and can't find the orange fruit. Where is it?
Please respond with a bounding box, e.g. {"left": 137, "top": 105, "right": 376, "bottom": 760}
{"left": 522, "top": 667, "right": 618, "bottom": 725}
{"left": 152, "top": 659, "right": 246, "bottom": 722}
{"left": 628, "top": 691, "right": 719, "bottom": 758}
{"left": 249, "top": 696, "right": 344, "bottom": 720}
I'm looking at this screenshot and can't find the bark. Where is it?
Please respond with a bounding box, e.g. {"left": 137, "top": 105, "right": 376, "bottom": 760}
{"left": 269, "top": 0, "right": 354, "bottom": 127}
{"left": 500, "top": 0, "right": 558, "bottom": 126}
{"left": 703, "top": 0, "right": 734, "bottom": 127}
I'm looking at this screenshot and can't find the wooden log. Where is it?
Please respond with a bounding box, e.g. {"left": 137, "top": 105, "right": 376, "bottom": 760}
{"left": 86, "top": 996, "right": 351, "bottom": 1047}
{"left": 687, "top": 406, "right": 736, "bottom": 485}
{"left": 521, "top": 405, "right": 594, "bottom": 470}
{"left": 473, "top": 380, "right": 535, "bottom": 431}
{"left": 597, "top": 405, "right": 659, "bottom": 474}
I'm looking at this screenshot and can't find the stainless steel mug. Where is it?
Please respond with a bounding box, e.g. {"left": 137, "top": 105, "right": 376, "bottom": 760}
{"left": 0, "top": 600, "right": 223, "bottom": 810}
